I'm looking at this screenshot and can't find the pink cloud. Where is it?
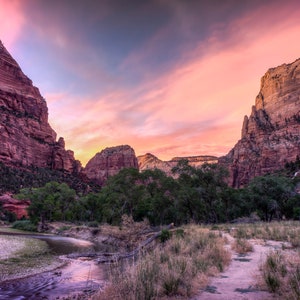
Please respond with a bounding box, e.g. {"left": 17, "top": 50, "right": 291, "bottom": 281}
{"left": 0, "top": 0, "right": 24, "bottom": 50}
{"left": 45, "top": 1, "right": 300, "bottom": 165}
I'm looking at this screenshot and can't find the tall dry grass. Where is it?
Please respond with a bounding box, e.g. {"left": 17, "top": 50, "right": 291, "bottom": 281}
{"left": 94, "top": 225, "right": 230, "bottom": 300}
{"left": 224, "top": 221, "right": 300, "bottom": 247}
{"left": 259, "top": 250, "right": 300, "bottom": 299}
{"left": 231, "top": 238, "right": 253, "bottom": 254}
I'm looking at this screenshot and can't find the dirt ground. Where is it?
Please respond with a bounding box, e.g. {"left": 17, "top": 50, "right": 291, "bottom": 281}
{"left": 192, "top": 233, "right": 292, "bottom": 300}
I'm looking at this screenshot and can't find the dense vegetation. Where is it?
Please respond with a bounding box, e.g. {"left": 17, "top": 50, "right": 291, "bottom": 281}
{"left": 0, "top": 162, "right": 99, "bottom": 194}
{"left": 12, "top": 159, "right": 300, "bottom": 226}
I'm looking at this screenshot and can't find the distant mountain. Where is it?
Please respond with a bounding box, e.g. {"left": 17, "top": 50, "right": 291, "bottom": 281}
{"left": 138, "top": 153, "right": 218, "bottom": 176}
{"left": 219, "top": 58, "right": 300, "bottom": 187}
{"left": 83, "top": 145, "right": 139, "bottom": 185}
{"left": 2, "top": 39, "right": 300, "bottom": 191}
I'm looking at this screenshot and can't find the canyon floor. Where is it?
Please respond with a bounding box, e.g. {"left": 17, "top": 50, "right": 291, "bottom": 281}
{"left": 1, "top": 223, "right": 299, "bottom": 299}
{"left": 194, "top": 233, "right": 293, "bottom": 300}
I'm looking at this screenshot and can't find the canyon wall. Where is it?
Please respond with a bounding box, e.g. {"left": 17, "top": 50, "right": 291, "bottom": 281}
{"left": 0, "top": 40, "right": 81, "bottom": 173}
{"left": 219, "top": 58, "right": 300, "bottom": 187}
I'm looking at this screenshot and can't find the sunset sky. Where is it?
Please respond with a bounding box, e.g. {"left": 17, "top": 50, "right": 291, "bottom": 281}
{"left": 1, "top": 0, "right": 300, "bottom": 165}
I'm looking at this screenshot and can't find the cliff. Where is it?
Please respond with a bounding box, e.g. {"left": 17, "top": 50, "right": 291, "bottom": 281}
{"left": 0, "top": 40, "right": 81, "bottom": 173}
{"left": 0, "top": 194, "right": 30, "bottom": 219}
{"left": 84, "top": 145, "right": 139, "bottom": 185}
{"left": 220, "top": 58, "right": 300, "bottom": 187}
{"left": 138, "top": 153, "right": 218, "bottom": 176}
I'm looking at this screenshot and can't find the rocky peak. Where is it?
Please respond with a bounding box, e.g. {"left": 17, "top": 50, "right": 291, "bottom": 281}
{"left": 138, "top": 153, "right": 218, "bottom": 176}
{"left": 83, "top": 145, "right": 139, "bottom": 185}
{"left": 138, "top": 153, "right": 174, "bottom": 175}
{"left": 0, "top": 40, "right": 81, "bottom": 173}
{"left": 220, "top": 58, "right": 300, "bottom": 187}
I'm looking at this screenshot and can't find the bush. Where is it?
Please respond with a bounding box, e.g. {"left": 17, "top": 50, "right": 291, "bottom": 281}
{"left": 12, "top": 220, "right": 37, "bottom": 232}
{"left": 2, "top": 210, "right": 17, "bottom": 223}
{"left": 88, "top": 221, "right": 99, "bottom": 228}
{"left": 160, "top": 229, "right": 172, "bottom": 243}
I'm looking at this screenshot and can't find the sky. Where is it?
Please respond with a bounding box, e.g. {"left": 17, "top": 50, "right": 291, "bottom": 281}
{"left": 1, "top": 0, "right": 300, "bottom": 166}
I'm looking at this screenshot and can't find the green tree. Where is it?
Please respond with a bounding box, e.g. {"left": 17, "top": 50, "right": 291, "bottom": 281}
{"left": 246, "top": 175, "right": 294, "bottom": 221}
{"left": 173, "top": 161, "right": 230, "bottom": 223}
{"left": 98, "top": 168, "right": 146, "bottom": 224}
{"left": 18, "top": 181, "right": 76, "bottom": 224}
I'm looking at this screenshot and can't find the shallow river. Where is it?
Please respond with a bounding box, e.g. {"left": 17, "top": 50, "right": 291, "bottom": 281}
{"left": 0, "top": 233, "right": 108, "bottom": 299}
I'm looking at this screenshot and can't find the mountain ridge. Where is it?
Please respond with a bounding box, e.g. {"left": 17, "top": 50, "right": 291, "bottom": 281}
{"left": 1, "top": 39, "right": 300, "bottom": 189}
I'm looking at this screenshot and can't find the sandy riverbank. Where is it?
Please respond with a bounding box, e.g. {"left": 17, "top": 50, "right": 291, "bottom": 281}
{"left": 0, "top": 234, "right": 66, "bottom": 282}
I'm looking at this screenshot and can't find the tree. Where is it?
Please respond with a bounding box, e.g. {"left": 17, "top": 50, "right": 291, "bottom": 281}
{"left": 245, "top": 175, "right": 294, "bottom": 221}
{"left": 18, "top": 181, "right": 76, "bottom": 224}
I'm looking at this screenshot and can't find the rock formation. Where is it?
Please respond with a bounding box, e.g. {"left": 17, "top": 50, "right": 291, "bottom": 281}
{"left": 219, "top": 58, "right": 300, "bottom": 187}
{"left": 138, "top": 153, "right": 218, "bottom": 176}
{"left": 0, "top": 194, "right": 30, "bottom": 219}
{"left": 84, "top": 145, "right": 139, "bottom": 185}
{"left": 0, "top": 40, "right": 81, "bottom": 173}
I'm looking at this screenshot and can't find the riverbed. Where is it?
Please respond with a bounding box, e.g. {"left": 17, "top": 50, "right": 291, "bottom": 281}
{"left": 0, "top": 231, "right": 109, "bottom": 299}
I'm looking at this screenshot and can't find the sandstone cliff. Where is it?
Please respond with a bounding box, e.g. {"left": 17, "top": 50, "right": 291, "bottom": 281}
{"left": 84, "top": 145, "right": 139, "bottom": 185}
{"left": 220, "top": 58, "right": 300, "bottom": 187}
{"left": 138, "top": 153, "right": 218, "bottom": 176}
{"left": 0, "top": 40, "right": 81, "bottom": 173}
{"left": 0, "top": 194, "right": 30, "bottom": 219}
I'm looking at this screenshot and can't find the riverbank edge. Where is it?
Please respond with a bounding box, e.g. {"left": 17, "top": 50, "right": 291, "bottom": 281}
{"left": 0, "top": 232, "right": 69, "bottom": 284}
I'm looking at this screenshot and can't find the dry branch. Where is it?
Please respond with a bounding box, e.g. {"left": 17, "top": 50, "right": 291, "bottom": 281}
{"left": 67, "top": 223, "right": 174, "bottom": 263}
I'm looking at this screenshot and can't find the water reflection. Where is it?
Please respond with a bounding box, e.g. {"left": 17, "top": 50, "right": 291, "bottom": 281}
{"left": 0, "top": 232, "right": 108, "bottom": 299}
{"left": 36, "top": 235, "right": 96, "bottom": 255}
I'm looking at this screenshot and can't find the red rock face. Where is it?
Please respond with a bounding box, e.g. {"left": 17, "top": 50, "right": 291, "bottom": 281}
{"left": 220, "top": 58, "right": 300, "bottom": 187}
{"left": 138, "top": 153, "right": 218, "bottom": 176}
{"left": 0, "top": 40, "right": 81, "bottom": 173}
{"left": 0, "top": 194, "right": 30, "bottom": 219}
{"left": 84, "top": 145, "right": 139, "bottom": 185}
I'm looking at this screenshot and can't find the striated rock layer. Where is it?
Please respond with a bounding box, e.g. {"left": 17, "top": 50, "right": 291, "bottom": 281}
{"left": 219, "top": 58, "right": 300, "bottom": 187}
{"left": 84, "top": 145, "right": 139, "bottom": 185}
{"left": 0, "top": 194, "right": 30, "bottom": 219}
{"left": 0, "top": 40, "right": 81, "bottom": 173}
{"left": 138, "top": 153, "right": 218, "bottom": 176}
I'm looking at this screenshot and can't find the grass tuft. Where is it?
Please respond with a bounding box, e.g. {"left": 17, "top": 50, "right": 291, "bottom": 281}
{"left": 232, "top": 238, "right": 254, "bottom": 254}
{"left": 260, "top": 250, "right": 300, "bottom": 298}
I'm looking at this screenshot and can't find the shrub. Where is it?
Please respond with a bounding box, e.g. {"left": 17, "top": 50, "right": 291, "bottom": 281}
{"left": 159, "top": 229, "right": 172, "bottom": 243}
{"left": 12, "top": 220, "right": 37, "bottom": 232}
{"left": 88, "top": 221, "right": 99, "bottom": 228}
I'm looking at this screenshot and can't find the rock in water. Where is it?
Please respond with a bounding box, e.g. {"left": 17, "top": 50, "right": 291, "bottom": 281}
{"left": 0, "top": 40, "right": 81, "bottom": 173}
{"left": 220, "top": 58, "right": 300, "bottom": 187}
{"left": 84, "top": 145, "right": 139, "bottom": 185}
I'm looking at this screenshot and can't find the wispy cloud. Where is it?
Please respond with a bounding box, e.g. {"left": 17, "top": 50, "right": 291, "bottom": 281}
{"left": 0, "top": 0, "right": 25, "bottom": 50}
{"left": 4, "top": 1, "right": 300, "bottom": 165}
